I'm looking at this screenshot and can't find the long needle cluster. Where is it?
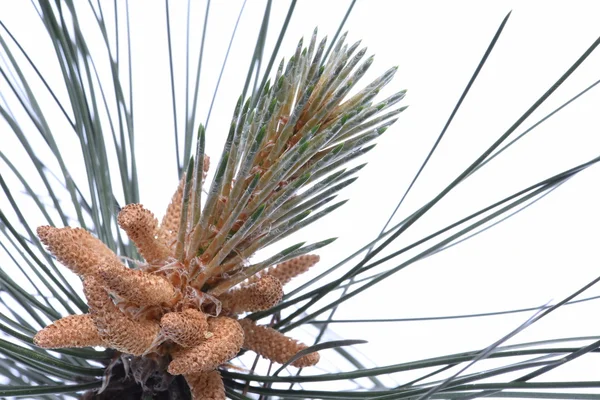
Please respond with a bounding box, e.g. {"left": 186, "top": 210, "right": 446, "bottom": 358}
{"left": 33, "top": 29, "right": 405, "bottom": 399}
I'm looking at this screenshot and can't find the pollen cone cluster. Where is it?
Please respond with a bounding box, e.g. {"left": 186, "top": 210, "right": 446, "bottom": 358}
{"left": 33, "top": 29, "right": 404, "bottom": 399}
{"left": 34, "top": 211, "right": 322, "bottom": 397}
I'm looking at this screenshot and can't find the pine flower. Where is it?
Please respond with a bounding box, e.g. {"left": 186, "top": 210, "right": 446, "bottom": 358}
{"left": 168, "top": 316, "right": 244, "bottom": 375}
{"left": 83, "top": 276, "right": 160, "bottom": 356}
{"left": 220, "top": 275, "right": 284, "bottom": 314}
{"left": 184, "top": 370, "right": 225, "bottom": 400}
{"left": 247, "top": 254, "right": 321, "bottom": 286}
{"left": 31, "top": 29, "right": 404, "bottom": 398}
{"left": 159, "top": 177, "right": 185, "bottom": 246}
{"left": 160, "top": 308, "right": 209, "bottom": 347}
{"left": 36, "top": 226, "right": 120, "bottom": 276}
{"left": 239, "top": 318, "right": 320, "bottom": 368}
{"left": 33, "top": 314, "right": 105, "bottom": 349}
{"left": 98, "top": 261, "right": 177, "bottom": 307}
{"left": 117, "top": 203, "right": 171, "bottom": 264}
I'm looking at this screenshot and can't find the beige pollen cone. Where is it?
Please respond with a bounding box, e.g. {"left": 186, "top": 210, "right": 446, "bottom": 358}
{"left": 239, "top": 318, "right": 319, "bottom": 368}
{"left": 83, "top": 276, "right": 160, "bottom": 356}
{"left": 184, "top": 370, "right": 225, "bottom": 400}
{"left": 34, "top": 314, "right": 106, "bottom": 349}
{"left": 168, "top": 317, "right": 244, "bottom": 375}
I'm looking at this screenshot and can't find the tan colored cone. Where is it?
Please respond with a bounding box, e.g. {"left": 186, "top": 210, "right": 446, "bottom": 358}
{"left": 184, "top": 370, "right": 225, "bottom": 400}
{"left": 36, "top": 226, "right": 119, "bottom": 276}
{"left": 246, "top": 254, "right": 320, "bottom": 286}
{"left": 220, "top": 275, "right": 283, "bottom": 314}
{"left": 160, "top": 308, "right": 208, "bottom": 347}
{"left": 239, "top": 318, "right": 319, "bottom": 367}
{"left": 99, "top": 262, "right": 176, "bottom": 307}
{"left": 118, "top": 203, "right": 171, "bottom": 264}
{"left": 168, "top": 316, "right": 243, "bottom": 375}
{"left": 34, "top": 314, "right": 105, "bottom": 349}
{"left": 83, "top": 276, "right": 160, "bottom": 356}
{"left": 159, "top": 177, "right": 185, "bottom": 245}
